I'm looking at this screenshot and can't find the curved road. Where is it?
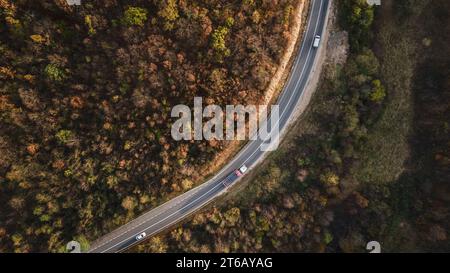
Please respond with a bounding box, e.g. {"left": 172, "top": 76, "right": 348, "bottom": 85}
{"left": 88, "top": 0, "right": 330, "bottom": 253}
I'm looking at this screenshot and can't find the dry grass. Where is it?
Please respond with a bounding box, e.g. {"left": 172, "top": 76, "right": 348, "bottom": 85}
{"left": 352, "top": 2, "right": 417, "bottom": 185}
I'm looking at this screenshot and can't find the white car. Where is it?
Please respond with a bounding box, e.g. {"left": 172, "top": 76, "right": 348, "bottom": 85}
{"left": 239, "top": 165, "right": 248, "bottom": 174}
{"left": 135, "top": 232, "right": 147, "bottom": 241}
{"left": 313, "top": 35, "right": 321, "bottom": 48}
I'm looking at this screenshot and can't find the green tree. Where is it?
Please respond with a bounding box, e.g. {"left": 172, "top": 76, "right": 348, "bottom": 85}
{"left": 369, "top": 79, "right": 386, "bottom": 102}
{"left": 341, "top": 0, "right": 374, "bottom": 51}
{"left": 223, "top": 207, "right": 240, "bottom": 227}
{"left": 44, "top": 64, "right": 65, "bottom": 82}
{"left": 158, "top": 0, "right": 179, "bottom": 22}
{"left": 355, "top": 48, "right": 379, "bottom": 76}
{"left": 122, "top": 7, "right": 148, "bottom": 27}
{"left": 342, "top": 105, "right": 359, "bottom": 132}
{"left": 56, "top": 130, "right": 73, "bottom": 145}
{"left": 84, "top": 15, "right": 96, "bottom": 35}
{"left": 320, "top": 171, "right": 340, "bottom": 186}
{"left": 324, "top": 232, "right": 334, "bottom": 245}
{"left": 211, "top": 26, "right": 231, "bottom": 58}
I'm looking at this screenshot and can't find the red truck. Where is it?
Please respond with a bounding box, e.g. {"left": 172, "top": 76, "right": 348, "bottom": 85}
{"left": 222, "top": 165, "right": 248, "bottom": 187}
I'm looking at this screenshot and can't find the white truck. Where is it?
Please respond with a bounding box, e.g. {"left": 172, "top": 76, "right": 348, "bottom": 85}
{"left": 313, "top": 35, "right": 321, "bottom": 48}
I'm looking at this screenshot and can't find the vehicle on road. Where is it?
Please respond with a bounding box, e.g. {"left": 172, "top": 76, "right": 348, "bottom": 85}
{"left": 313, "top": 35, "right": 321, "bottom": 48}
{"left": 222, "top": 165, "right": 248, "bottom": 187}
{"left": 239, "top": 165, "right": 248, "bottom": 174}
{"left": 135, "top": 232, "right": 147, "bottom": 241}
{"left": 87, "top": 0, "right": 330, "bottom": 253}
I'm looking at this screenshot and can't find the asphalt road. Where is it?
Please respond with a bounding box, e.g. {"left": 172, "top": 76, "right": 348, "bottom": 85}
{"left": 88, "top": 0, "right": 330, "bottom": 253}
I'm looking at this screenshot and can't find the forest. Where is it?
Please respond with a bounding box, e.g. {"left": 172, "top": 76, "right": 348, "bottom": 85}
{"left": 0, "top": 0, "right": 299, "bottom": 252}
{"left": 134, "top": 0, "right": 449, "bottom": 253}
